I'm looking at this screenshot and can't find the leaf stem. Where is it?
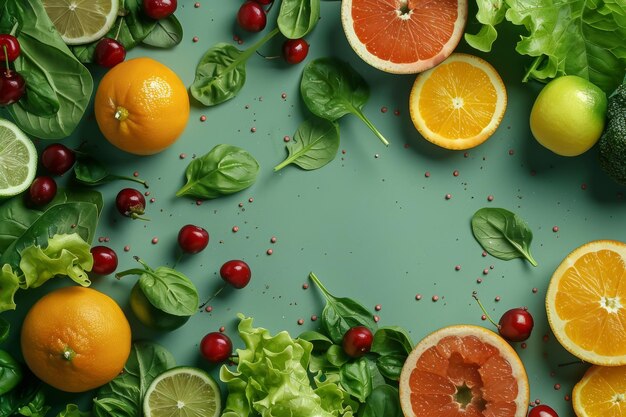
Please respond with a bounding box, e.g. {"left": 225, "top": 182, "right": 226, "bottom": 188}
{"left": 230, "top": 27, "right": 280, "bottom": 71}
{"left": 525, "top": 252, "right": 538, "bottom": 267}
{"left": 522, "top": 56, "right": 544, "bottom": 83}
{"left": 199, "top": 284, "right": 226, "bottom": 308}
{"left": 352, "top": 108, "right": 389, "bottom": 146}
{"left": 273, "top": 157, "right": 292, "bottom": 172}
{"left": 111, "top": 174, "right": 149, "bottom": 188}
{"left": 472, "top": 292, "right": 499, "bottom": 329}
{"left": 309, "top": 272, "right": 332, "bottom": 299}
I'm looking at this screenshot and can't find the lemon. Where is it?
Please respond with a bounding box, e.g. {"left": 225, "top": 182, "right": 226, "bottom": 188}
{"left": 144, "top": 367, "right": 221, "bottom": 417}
{"left": 43, "top": 0, "right": 119, "bottom": 45}
{"left": 0, "top": 119, "right": 37, "bottom": 198}
{"left": 530, "top": 75, "right": 607, "bottom": 157}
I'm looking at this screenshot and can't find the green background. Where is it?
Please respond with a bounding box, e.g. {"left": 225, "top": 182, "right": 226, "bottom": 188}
{"left": 4, "top": 1, "right": 625, "bottom": 415}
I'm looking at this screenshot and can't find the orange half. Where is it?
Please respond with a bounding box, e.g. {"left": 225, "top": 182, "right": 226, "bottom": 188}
{"left": 573, "top": 365, "right": 626, "bottom": 417}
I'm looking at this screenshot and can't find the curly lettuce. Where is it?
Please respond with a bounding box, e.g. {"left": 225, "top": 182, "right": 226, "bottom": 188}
{"left": 465, "top": 0, "right": 626, "bottom": 93}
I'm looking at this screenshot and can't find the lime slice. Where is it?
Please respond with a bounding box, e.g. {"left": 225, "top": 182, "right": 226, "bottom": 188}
{"left": 43, "top": 0, "right": 119, "bottom": 45}
{"left": 144, "top": 367, "right": 221, "bottom": 417}
{"left": 0, "top": 119, "right": 37, "bottom": 198}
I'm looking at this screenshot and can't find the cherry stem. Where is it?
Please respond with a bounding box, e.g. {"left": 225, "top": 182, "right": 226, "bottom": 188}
{"left": 472, "top": 292, "right": 499, "bottom": 329}
{"left": 266, "top": 1, "right": 276, "bottom": 13}
{"left": 199, "top": 284, "right": 226, "bottom": 308}
{"left": 130, "top": 211, "right": 150, "bottom": 221}
{"left": 255, "top": 50, "right": 280, "bottom": 60}
{"left": 557, "top": 360, "right": 585, "bottom": 367}
{"left": 172, "top": 252, "right": 184, "bottom": 269}
{"left": 3, "top": 45, "right": 9, "bottom": 74}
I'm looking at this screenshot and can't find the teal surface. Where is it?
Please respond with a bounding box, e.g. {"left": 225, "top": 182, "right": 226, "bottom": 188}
{"left": 3, "top": 1, "right": 626, "bottom": 416}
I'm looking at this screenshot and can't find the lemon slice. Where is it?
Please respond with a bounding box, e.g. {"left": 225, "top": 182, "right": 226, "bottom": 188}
{"left": 144, "top": 367, "right": 221, "bottom": 417}
{"left": 0, "top": 119, "right": 37, "bottom": 198}
{"left": 43, "top": 0, "right": 119, "bottom": 45}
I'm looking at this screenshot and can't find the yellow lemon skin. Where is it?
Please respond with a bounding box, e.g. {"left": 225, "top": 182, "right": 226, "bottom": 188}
{"left": 530, "top": 75, "right": 607, "bottom": 157}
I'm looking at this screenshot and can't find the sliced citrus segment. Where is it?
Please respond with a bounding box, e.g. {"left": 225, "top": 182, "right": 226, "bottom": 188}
{"left": 43, "top": 0, "right": 119, "bottom": 45}
{"left": 143, "top": 367, "right": 221, "bottom": 417}
{"left": 0, "top": 118, "right": 37, "bottom": 197}
{"left": 341, "top": 0, "right": 468, "bottom": 74}
{"left": 573, "top": 364, "right": 626, "bottom": 417}
{"left": 399, "top": 325, "right": 529, "bottom": 417}
{"left": 409, "top": 53, "right": 507, "bottom": 150}
{"left": 546, "top": 240, "right": 626, "bottom": 366}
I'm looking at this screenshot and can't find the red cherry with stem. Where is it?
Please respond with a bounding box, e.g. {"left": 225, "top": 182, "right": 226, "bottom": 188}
{"left": 116, "top": 188, "right": 149, "bottom": 220}
{"left": 177, "top": 224, "right": 209, "bottom": 254}
{"left": 282, "top": 39, "right": 309, "bottom": 64}
{"left": 90, "top": 246, "right": 118, "bottom": 275}
{"left": 528, "top": 404, "right": 558, "bottom": 417}
{"left": 237, "top": 1, "right": 267, "bottom": 32}
{"left": 200, "top": 332, "right": 233, "bottom": 363}
{"left": 95, "top": 38, "right": 126, "bottom": 68}
{"left": 498, "top": 308, "right": 534, "bottom": 342}
{"left": 342, "top": 326, "right": 373, "bottom": 358}
{"left": 28, "top": 176, "right": 57, "bottom": 206}
{"left": 0, "top": 35, "right": 20, "bottom": 62}
{"left": 142, "top": 0, "right": 177, "bottom": 19}
{"left": 0, "top": 69, "right": 25, "bottom": 106}
{"left": 41, "top": 143, "right": 76, "bottom": 175}
{"left": 220, "top": 260, "right": 251, "bottom": 289}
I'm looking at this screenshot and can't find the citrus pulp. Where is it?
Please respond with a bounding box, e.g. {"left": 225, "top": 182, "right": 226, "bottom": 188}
{"left": 573, "top": 364, "right": 626, "bottom": 417}
{"left": 43, "top": 0, "right": 119, "bottom": 45}
{"left": 0, "top": 118, "right": 37, "bottom": 197}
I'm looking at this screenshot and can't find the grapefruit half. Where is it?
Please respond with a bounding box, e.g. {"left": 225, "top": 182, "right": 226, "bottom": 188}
{"left": 399, "top": 325, "right": 529, "bottom": 417}
{"left": 341, "top": 0, "right": 468, "bottom": 74}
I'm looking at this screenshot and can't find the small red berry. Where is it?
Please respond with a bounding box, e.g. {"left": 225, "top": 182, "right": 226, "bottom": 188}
{"left": 41, "top": 143, "right": 76, "bottom": 175}
{"left": 237, "top": 1, "right": 267, "bottom": 32}
{"left": 282, "top": 39, "right": 309, "bottom": 64}
{"left": 342, "top": 326, "right": 373, "bottom": 358}
{"left": 142, "top": 0, "right": 177, "bottom": 19}
{"left": 0, "top": 35, "right": 20, "bottom": 62}
{"left": 94, "top": 38, "right": 126, "bottom": 68}
{"left": 177, "top": 224, "right": 209, "bottom": 254}
{"left": 528, "top": 404, "right": 558, "bottom": 417}
{"left": 200, "top": 332, "right": 233, "bottom": 363}
{"left": 498, "top": 308, "right": 534, "bottom": 342}
{"left": 28, "top": 176, "right": 57, "bottom": 206}
{"left": 220, "top": 260, "right": 251, "bottom": 289}
{"left": 90, "top": 246, "right": 118, "bottom": 275}
{"left": 116, "top": 188, "right": 147, "bottom": 220}
{"left": 0, "top": 69, "right": 25, "bottom": 106}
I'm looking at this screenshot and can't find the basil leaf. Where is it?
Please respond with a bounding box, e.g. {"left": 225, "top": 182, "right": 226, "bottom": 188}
{"left": 361, "top": 385, "right": 402, "bottom": 417}
{"left": 138, "top": 266, "right": 199, "bottom": 316}
{"left": 176, "top": 144, "right": 260, "bottom": 199}
{"left": 371, "top": 326, "right": 413, "bottom": 356}
{"left": 0, "top": 317, "right": 9, "bottom": 343}
{"left": 326, "top": 344, "right": 349, "bottom": 367}
{"left": 274, "top": 118, "right": 339, "bottom": 171}
{"left": 339, "top": 357, "right": 372, "bottom": 403}
{"left": 277, "top": 0, "right": 320, "bottom": 39}
{"left": 298, "top": 330, "right": 334, "bottom": 351}
{"left": 0, "top": 369, "right": 42, "bottom": 416}
{"left": 0, "top": 350, "right": 22, "bottom": 395}
{"left": 74, "top": 157, "right": 147, "bottom": 187}
{"left": 375, "top": 353, "right": 405, "bottom": 381}
{"left": 471, "top": 207, "right": 538, "bottom": 266}
{"left": 93, "top": 398, "right": 136, "bottom": 417}
{"left": 19, "top": 70, "right": 60, "bottom": 117}
{"left": 300, "top": 57, "right": 389, "bottom": 145}
{"left": 309, "top": 272, "right": 378, "bottom": 344}
{"left": 142, "top": 15, "right": 183, "bottom": 48}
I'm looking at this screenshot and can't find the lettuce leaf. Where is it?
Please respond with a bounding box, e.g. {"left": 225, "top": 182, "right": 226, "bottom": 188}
{"left": 464, "top": 0, "right": 508, "bottom": 52}
{"left": 0, "top": 264, "right": 19, "bottom": 312}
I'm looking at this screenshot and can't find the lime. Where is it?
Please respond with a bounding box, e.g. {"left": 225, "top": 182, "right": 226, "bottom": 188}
{"left": 42, "top": 0, "right": 119, "bottom": 45}
{"left": 143, "top": 367, "right": 221, "bottom": 417}
{"left": 530, "top": 75, "right": 607, "bottom": 157}
{"left": 129, "top": 283, "right": 190, "bottom": 331}
{"left": 0, "top": 119, "right": 37, "bottom": 198}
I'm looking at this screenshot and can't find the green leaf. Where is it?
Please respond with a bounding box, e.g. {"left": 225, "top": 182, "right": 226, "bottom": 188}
{"left": 274, "top": 118, "right": 340, "bottom": 171}
{"left": 19, "top": 70, "right": 60, "bottom": 117}
{"left": 0, "top": 265, "right": 19, "bottom": 312}
{"left": 375, "top": 354, "right": 405, "bottom": 381}
{"left": 464, "top": 0, "right": 508, "bottom": 52}
{"left": 142, "top": 15, "right": 183, "bottom": 48}
{"left": 361, "top": 385, "right": 402, "bottom": 417}
{"left": 371, "top": 326, "right": 413, "bottom": 357}
{"left": 138, "top": 266, "right": 199, "bottom": 316}
{"left": 16, "top": 390, "right": 49, "bottom": 417}
{"left": 0, "top": 349, "right": 22, "bottom": 395}
{"left": 298, "top": 330, "right": 334, "bottom": 351}
{"left": 0, "top": 317, "right": 9, "bottom": 342}
{"left": 73, "top": 157, "right": 147, "bottom": 187}
{"left": 55, "top": 404, "right": 92, "bottom": 417}
{"left": 326, "top": 344, "right": 349, "bottom": 367}
{"left": 176, "top": 144, "right": 260, "bottom": 199}
{"left": 0, "top": 369, "right": 43, "bottom": 416}
{"left": 339, "top": 358, "right": 372, "bottom": 403}
{"left": 277, "top": 0, "right": 320, "bottom": 39}
{"left": 471, "top": 207, "right": 538, "bottom": 266}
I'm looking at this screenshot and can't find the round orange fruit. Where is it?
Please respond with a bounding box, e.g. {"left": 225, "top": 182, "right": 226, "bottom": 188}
{"left": 94, "top": 57, "right": 190, "bottom": 155}
{"left": 20, "top": 286, "right": 131, "bottom": 393}
{"left": 399, "top": 325, "right": 529, "bottom": 417}
{"left": 573, "top": 364, "right": 626, "bottom": 417}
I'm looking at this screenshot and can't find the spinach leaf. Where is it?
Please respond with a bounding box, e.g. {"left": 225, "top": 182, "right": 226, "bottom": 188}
{"left": 142, "top": 15, "right": 183, "bottom": 48}
{"left": 309, "top": 272, "right": 378, "bottom": 344}
{"left": 361, "top": 385, "right": 402, "bottom": 417}
{"left": 300, "top": 57, "right": 389, "bottom": 146}
{"left": 298, "top": 330, "right": 334, "bottom": 352}
{"left": 274, "top": 118, "right": 340, "bottom": 171}
{"left": 326, "top": 344, "right": 349, "bottom": 367}
{"left": 190, "top": 28, "right": 279, "bottom": 106}
{"left": 94, "top": 341, "right": 176, "bottom": 417}
{"left": 176, "top": 144, "right": 260, "bottom": 199}
{"left": 0, "top": 0, "right": 93, "bottom": 139}
{"left": 471, "top": 207, "right": 538, "bottom": 266}
{"left": 16, "top": 390, "right": 49, "bottom": 417}
{"left": 375, "top": 354, "right": 405, "bottom": 381}
{"left": 277, "top": 0, "right": 320, "bottom": 39}
{"left": 74, "top": 157, "right": 148, "bottom": 188}
{"left": 339, "top": 357, "right": 372, "bottom": 403}
{"left": 0, "top": 369, "right": 43, "bottom": 417}
{"left": 0, "top": 317, "right": 9, "bottom": 343}
{"left": 371, "top": 326, "right": 413, "bottom": 357}
{"left": 0, "top": 350, "right": 22, "bottom": 395}
{"left": 19, "top": 70, "right": 60, "bottom": 117}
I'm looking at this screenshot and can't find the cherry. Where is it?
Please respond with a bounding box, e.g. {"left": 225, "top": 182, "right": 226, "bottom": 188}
{"left": 282, "top": 39, "right": 309, "bottom": 64}
{"left": 94, "top": 38, "right": 126, "bottom": 68}
{"left": 41, "top": 143, "right": 76, "bottom": 175}
{"left": 252, "top": 0, "right": 273, "bottom": 4}
{"left": 28, "top": 176, "right": 57, "bottom": 206}
{"left": 115, "top": 188, "right": 148, "bottom": 220}
{"left": 90, "top": 246, "right": 118, "bottom": 275}
{"left": 528, "top": 404, "right": 558, "bottom": 417}
{"left": 220, "top": 260, "right": 251, "bottom": 289}
{"left": 0, "top": 35, "right": 20, "bottom": 62}
{"left": 0, "top": 69, "right": 25, "bottom": 106}
{"left": 200, "top": 332, "right": 233, "bottom": 363}
{"left": 237, "top": 1, "right": 267, "bottom": 32}
{"left": 342, "top": 326, "right": 373, "bottom": 358}
{"left": 142, "top": 0, "right": 177, "bottom": 19}
{"left": 498, "top": 308, "right": 534, "bottom": 342}
{"left": 177, "top": 224, "right": 209, "bottom": 254}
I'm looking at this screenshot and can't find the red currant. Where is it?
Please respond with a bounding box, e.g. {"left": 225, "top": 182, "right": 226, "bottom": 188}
{"left": 200, "top": 332, "right": 233, "bottom": 363}
{"left": 28, "top": 176, "right": 57, "bottom": 206}
{"left": 342, "top": 326, "right": 373, "bottom": 358}
{"left": 142, "top": 0, "right": 177, "bottom": 19}
{"left": 177, "top": 224, "right": 209, "bottom": 254}
{"left": 41, "top": 143, "right": 76, "bottom": 175}
{"left": 90, "top": 246, "right": 118, "bottom": 275}
{"left": 498, "top": 308, "right": 534, "bottom": 342}
{"left": 282, "top": 39, "right": 309, "bottom": 64}
{"left": 94, "top": 38, "right": 126, "bottom": 68}
{"left": 115, "top": 188, "right": 147, "bottom": 220}
{"left": 528, "top": 404, "right": 558, "bottom": 417}
{"left": 0, "top": 35, "right": 20, "bottom": 62}
{"left": 237, "top": 1, "right": 267, "bottom": 32}
{"left": 220, "top": 260, "right": 251, "bottom": 289}
{"left": 0, "top": 69, "right": 25, "bottom": 106}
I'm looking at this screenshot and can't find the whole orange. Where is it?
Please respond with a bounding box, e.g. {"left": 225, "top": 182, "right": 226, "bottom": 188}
{"left": 94, "top": 57, "right": 190, "bottom": 155}
{"left": 20, "top": 286, "right": 131, "bottom": 393}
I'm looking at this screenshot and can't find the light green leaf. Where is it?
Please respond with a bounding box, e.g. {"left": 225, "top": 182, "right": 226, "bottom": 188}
{"left": 0, "top": 265, "right": 19, "bottom": 312}
{"left": 464, "top": 0, "right": 508, "bottom": 52}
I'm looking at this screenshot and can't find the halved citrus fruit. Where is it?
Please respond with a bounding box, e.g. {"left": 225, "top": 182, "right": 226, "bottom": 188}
{"left": 573, "top": 364, "right": 626, "bottom": 417}
{"left": 409, "top": 53, "right": 507, "bottom": 150}
{"left": 43, "top": 0, "right": 119, "bottom": 45}
{"left": 341, "top": 0, "right": 468, "bottom": 74}
{"left": 546, "top": 240, "right": 626, "bottom": 366}
{"left": 399, "top": 325, "right": 529, "bottom": 417}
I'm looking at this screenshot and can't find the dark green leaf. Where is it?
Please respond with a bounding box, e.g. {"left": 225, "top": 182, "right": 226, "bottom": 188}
{"left": 326, "top": 344, "right": 349, "bottom": 367}
{"left": 189, "top": 43, "right": 246, "bottom": 106}
{"left": 92, "top": 397, "right": 136, "bottom": 417}
{"left": 274, "top": 118, "right": 339, "bottom": 171}
{"left": 471, "top": 207, "right": 538, "bottom": 266}
{"left": 0, "top": 369, "right": 43, "bottom": 417}
{"left": 277, "top": 0, "right": 320, "bottom": 39}
{"left": 375, "top": 353, "right": 405, "bottom": 381}
{"left": 339, "top": 357, "right": 372, "bottom": 403}
{"left": 361, "top": 385, "right": 402, "bottom": 417}
{"left": 138, "top": 266, "right": 199, "bottom": 316}
{"left": 0, "top": 317, "right": 9, "bottom": 343}
{"left": 365, "top": 356, "right": 386, "bottom": 389}
{"left": 142, "top": 15, "right": 183, "bottom": 48}
{"left": 16, "top": 390, "right": 49, "bottom": 417}
{"left": 19, "top": 70, "right": 60, "bottom": 117}
{"left": 371, "top": 326, "right": 413, "bottom": 357}
{"left": 0, "top": 350, "right": 22, "bottom": 395}
{"left": 73, "top": 157, "right": 147, "bottom": 187}
{"left": 298, "top": 330, "right": 334, "bottom": 351}
{"left": 176, "top": 144, "right": 260, "bottom": 199}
